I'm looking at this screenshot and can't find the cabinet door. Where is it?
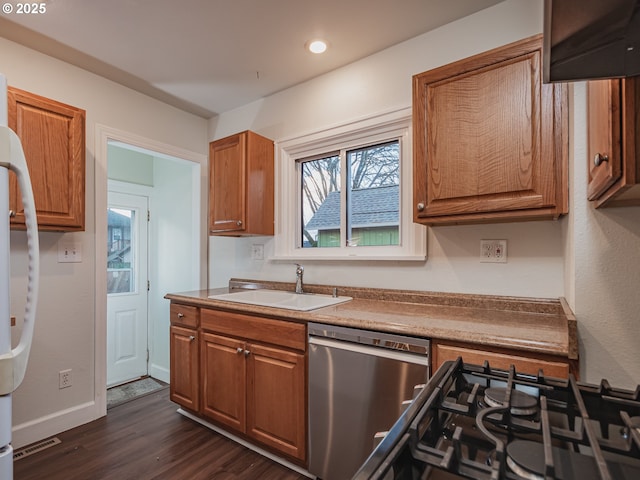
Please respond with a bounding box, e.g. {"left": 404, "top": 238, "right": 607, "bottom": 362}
{"left": 587, "top": 76, "right": 640, "bottom": 207}
{"left": 246, "top": 342, "right": 306, "bottom": 462}
{"left": 201, "top": 332, "right": 246, "bottom": 431}
{"left": 170, "top": 325, "right": 200, "bottom": 412}
{"left": 413, "top": 35, "right": 567, "bottom": 225}
{"left": 587, "top": 79, "right": 623, "bottom": 200}
{"left": 209, "top": 133, "right": 246, "bottom": 234}
{"left": 8, "top": 87, "right": 85, "bottom": 231}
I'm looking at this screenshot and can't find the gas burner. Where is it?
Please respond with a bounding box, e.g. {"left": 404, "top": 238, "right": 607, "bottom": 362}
{"left": 483, "top": 387, "right": 538, "bottom": 416}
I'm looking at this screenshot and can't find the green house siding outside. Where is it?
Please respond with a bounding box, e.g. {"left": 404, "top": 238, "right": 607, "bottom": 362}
{"left": 318, "top": 227, "right": 399, "bottom": 247}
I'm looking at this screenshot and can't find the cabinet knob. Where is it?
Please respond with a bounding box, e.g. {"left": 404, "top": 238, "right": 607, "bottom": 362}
{"left": 594, "top": 153, "right": 609, "bottom": 167}
{"left": 177, "top": 312, "right": 185, "bottom": 318}
{"left": 8, "top": 210, "right": 15, "bottom": 218}
{"left": 236, "top": 220, "right": 243, "bottom": 226}
{"left": 244, "top": 349, "right": 250, "bottom": 357}
{"left": 189, "top": 336, "right": 195, "bottom": 342}
{"left": 236, "top": 347, "right": 244, "bottom": 354}
{"left": 416, "top": 202, "right": 425, "bottom": 212}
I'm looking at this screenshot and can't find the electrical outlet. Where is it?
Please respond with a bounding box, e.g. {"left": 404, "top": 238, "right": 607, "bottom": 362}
{"left": 57, "top": 241, "right": 82, "bottom": 263}
{"left": 251, "top": 244, "right": 264, "bottom": 260}
{"left": 59, "top": 369, "right": 72, "bottom": 389}
{"left": 480, "top": 240, "right": 507, "bottom": 263}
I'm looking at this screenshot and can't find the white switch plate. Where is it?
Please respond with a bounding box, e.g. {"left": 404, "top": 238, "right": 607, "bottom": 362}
{"left": 58, "top": 241, "right": 82, "bottom": 263}
{"left": 480, "top": 239, "right": 507, "bottom": 263}
{"left": 251, "top": 244, "right": 264, "bottom": 260}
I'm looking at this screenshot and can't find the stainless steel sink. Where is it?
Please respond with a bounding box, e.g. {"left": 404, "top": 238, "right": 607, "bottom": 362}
{"left": 208, "top": 289, "right": 352, "bottom": 311}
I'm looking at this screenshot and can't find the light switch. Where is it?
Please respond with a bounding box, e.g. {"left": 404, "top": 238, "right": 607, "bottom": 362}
{"left": 58, "top": 241, "right": 82, "bottom": 263}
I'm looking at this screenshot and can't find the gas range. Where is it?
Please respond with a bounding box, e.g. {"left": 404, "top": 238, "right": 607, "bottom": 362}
{"left": 352, "top": 357, "right": 640, "bottom": 480}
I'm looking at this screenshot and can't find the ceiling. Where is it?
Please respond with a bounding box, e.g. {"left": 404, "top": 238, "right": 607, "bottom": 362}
{"left": 0, "top": 0, "right": 504, "bottom": 118}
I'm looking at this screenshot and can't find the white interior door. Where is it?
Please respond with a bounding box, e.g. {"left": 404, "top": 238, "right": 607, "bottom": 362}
{"left": 107, "top": 191, "right": 149, "bottom": 387}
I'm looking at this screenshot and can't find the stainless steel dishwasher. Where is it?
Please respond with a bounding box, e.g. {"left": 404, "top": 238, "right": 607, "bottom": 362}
{"left": 308, "top": 322, "right": 429, "bottom": 480}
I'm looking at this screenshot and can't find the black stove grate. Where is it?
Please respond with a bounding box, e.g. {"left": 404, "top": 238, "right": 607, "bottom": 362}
{"left": 352, "top": 358, "right": 640, "bottom": 480}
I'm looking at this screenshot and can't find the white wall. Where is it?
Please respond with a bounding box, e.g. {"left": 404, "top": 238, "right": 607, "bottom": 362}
{"left": 209, "top": 0, "right": 564, "bottom": 298}
{"left": 568, "top": 84, "right": 640, "bottom": 388}
{"left": 2, "top": 35, "right": 208, "bottom": 447}
{"left": 150, "top": 156, "right": 201, "bottom": 380}
{"left": 209, "top": 0, "right": 640, "bottom": 389}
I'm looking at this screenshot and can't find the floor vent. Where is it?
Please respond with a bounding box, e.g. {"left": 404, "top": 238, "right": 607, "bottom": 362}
{"left": 13, "top": 437, "right": 61, "bottom": 461}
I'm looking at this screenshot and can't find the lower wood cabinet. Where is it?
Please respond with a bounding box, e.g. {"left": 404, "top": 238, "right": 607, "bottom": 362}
{"left": 169, "top": 325, "right": 199, "bottom": 412}
{"left": 169, "top": 303, "right": 200, "bottom": 412}
{"left": 169, "top": 302, "right": 307, "bottom": 465}
{"left": 246, "top": 342, "right": 305, "bottom": 460}
{"left": 431, "top": 339, "right": 572, "bottom": 379}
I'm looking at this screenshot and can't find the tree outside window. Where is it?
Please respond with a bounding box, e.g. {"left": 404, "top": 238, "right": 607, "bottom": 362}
{"left": 300, "top": 141, "right": 400, "bottom": 248}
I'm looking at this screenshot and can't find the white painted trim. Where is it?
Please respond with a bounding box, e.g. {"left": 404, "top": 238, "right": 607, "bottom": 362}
{"left": 149, "top": 364, "right": 169, "bottom": 384}
{"left": 95, "top": 124, "right": 207, "bottom": 424}
{"left": 274, "top": 107, "right": 427, "bottom": 261}
{"left": 12, "top": 401, "right": 96, "bottom": 449}
{"left": 177, "top": 409, "right": 315, "bottom": 479}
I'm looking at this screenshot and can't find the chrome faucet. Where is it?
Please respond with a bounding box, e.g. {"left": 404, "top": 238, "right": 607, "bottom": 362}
{"left": 295, "top": 263, "right": 304, "bottom": 294}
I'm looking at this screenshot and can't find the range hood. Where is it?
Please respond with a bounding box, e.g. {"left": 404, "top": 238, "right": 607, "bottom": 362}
{"left": 543, "top": 0, "right": 640, "bottom": 82}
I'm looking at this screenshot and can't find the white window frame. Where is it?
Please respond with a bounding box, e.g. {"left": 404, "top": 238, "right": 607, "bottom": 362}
{"left": 274, "top": 108, "right": 426, "bottom": 261}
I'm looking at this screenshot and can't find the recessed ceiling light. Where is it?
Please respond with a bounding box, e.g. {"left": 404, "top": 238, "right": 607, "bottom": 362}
{"left": 308, "top": 40, "right": 328, "bottom": 54}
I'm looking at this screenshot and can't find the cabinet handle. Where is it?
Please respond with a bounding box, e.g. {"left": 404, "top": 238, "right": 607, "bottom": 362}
{"left": 236, "top": 220, "right": 243, "bottom": 226}
{"left": 594, "top": 153, "right": 609, "bottom": 166}
{"left": 244, "top": 349, "right": 250, "bottom": 357}
{"left": 177, "top": 312, "right": 185, "bottom": 318}
{"left": 189, "top": 336, "right": 195, "bottom": 342}
{"left": 236, "top": 347, "right": 244, "bottom": 354}
{"left": 416, "top": 202, "right": 425, "bottom": 212}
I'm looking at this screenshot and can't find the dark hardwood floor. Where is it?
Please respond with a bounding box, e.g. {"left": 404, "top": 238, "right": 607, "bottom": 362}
{"left": 14, "top": 388, "right": 309, "bottom": 480}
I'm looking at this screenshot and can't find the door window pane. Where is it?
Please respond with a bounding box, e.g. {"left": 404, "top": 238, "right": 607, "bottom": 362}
{"left": 108, "top": 208, "right": 135, "bottom": 294}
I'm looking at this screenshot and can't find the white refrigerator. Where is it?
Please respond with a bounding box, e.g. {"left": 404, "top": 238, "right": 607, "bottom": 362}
{"left": 0, "top": 74, "right": 40, "bottom": 478}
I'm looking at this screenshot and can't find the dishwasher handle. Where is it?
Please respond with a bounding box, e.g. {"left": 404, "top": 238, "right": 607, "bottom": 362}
{"left": 309, "top": 336, "right": 429, "bottom": 366}
{"left": 308, "top": 322, "right": 429, "bottom": 356}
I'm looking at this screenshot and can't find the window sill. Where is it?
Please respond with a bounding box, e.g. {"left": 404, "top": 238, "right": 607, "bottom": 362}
{"left": 269, "top": 254, "right": 427, "bottom": 262}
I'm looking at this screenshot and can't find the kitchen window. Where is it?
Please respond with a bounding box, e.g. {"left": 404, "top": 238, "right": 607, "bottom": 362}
{"left": 275, "top": 108, "right": 426, "bottom": 261}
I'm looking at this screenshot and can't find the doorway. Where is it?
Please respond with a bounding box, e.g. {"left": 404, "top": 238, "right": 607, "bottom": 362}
{"left": 96, "top": 125, "right": 206, "bottom": 416}
{"left": 107, "top": 191, "right": 149, "bottom": 386}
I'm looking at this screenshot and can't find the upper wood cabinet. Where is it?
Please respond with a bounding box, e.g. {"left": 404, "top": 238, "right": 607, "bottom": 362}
{"left": 8, "top": 87, "right": 86, "bottom": 231}
{"left": 413, "top": 35, "right": 568, "bottom": 225}
{"left": 208, "top": 130, "right": 274, "bottom": 236}
{"left": 587, "top": 76, "right": 640, "bottom": 208}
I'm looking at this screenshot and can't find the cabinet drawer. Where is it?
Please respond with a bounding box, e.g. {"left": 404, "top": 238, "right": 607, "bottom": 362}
{"left": 201, "top": 309, "right": 305, "bottom": 352}
{"left": 170, "top": 303, "right": 199, "bottom": 328}
{"left": 432, "top": 341, "right": 570, "bottom": 378}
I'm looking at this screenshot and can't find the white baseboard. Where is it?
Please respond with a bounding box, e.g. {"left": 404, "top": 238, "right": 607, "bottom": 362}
{"left": 149, "top": 363, "right": 169, "bottom": 384}
{"left": 177, "top": 408, "right": 316, "bottom": 479}
{"left": 12, "top": 401, "right": 101, "bottom": 449}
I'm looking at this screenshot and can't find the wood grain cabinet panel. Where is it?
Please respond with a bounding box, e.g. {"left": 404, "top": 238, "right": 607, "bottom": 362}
{"left": 247, "top": 342, "right": 306, "bottom": 461}
{"left": 8, "top": 86, "right": 85, "bottom": 231}
{"left": 413, "top": 35, "right": 568, "bottom": 225}
{"left": 587, "top": 76, "right": 640, "bottom": 207}
{"left": 432, "top": 339, "right": 571, "bottom": 379}
{"left": 209, "top": 131, "right": 274, "bottom": 236}
{"left": 169, "top": 325, "right": 200, "bottom": 412}
{"left": 171, "top": 304, "right": 307, "bottom": 464}
{"left": 201, "top": 332, "right": 246, "bottom": 431}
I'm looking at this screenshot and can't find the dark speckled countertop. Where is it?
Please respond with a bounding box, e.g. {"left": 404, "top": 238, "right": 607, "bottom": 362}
{"left": 165, "top": 278, "right": 578, "bottom": 360}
